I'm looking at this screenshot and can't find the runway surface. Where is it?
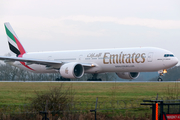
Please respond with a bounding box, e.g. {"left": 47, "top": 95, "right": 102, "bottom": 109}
{"left": 0, "top": 81, "right": 179, "bottom": 83}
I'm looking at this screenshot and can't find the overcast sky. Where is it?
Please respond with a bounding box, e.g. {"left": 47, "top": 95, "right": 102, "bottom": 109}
{"left": 1, "top": 0, "right": 180, "bottom": 64}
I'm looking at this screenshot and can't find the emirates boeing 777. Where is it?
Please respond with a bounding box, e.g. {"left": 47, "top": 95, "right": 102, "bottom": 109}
{"left": 0, "top": 23, "right": 178, "bottom": 81}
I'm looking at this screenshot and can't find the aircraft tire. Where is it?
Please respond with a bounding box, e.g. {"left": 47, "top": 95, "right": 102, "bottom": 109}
{"left": 98, "top": 78, "right": 102, "bottom": 81}
{"left": 55, "top": 78, "right": 60, "bottom": 81}
{"left": 56, "top": 77, "right": 71, "bottom": 81}
{"left": 157, "top": 77, "right": 163, "bottom": 81}
{"left": 87, "top": 78, "right": 102, "bottom": 81}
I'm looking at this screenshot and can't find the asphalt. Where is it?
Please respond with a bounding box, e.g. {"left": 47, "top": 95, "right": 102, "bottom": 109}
{"left": 0, "top": 81, "right": 179, "bottom": 83}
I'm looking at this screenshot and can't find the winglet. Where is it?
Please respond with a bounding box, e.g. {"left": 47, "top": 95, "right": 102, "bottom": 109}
{"left": 4, "top": 22, "right": 26, "bottom": 56}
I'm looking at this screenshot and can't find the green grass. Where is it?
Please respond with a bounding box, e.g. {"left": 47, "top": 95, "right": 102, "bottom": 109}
{"left": 0, "top": 81, "right": 179, "bottom": 118}
{"left": 0, "top": 82, "right": 179, "bottom": 105}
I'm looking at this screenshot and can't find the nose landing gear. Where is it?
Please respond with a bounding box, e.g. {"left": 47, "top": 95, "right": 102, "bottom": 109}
{"left": 157, "top": 69, "right": 167, "bottom": 81}
{"left": 157, "top": 76, "right": 163, "bottom": 81}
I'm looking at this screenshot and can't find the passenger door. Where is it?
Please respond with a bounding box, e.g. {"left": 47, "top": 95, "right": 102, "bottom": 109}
{"left": 148, "top": 52, "right": 153, "bottom": 62}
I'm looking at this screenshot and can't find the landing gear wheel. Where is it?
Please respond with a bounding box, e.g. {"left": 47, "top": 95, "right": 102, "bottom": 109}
{"left": 55, "top": 78, "right": 60, "bottom": 81}
{"left": 55, "top": 77, "right": 70, "bottom": 81}
{"left": 87, "top": 78, "right": 102, "bottom": 81}
{"left": 157, "top": 77, "right": 163, "bottom": 81}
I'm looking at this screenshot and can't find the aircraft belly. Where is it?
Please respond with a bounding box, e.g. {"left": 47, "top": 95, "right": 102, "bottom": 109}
{"left": 100, "top": 64, "right": 138, "bottom": 72}
{"left": 13, "top": 62, "right": 57, "bottom": 73}
{"left": 98, "top": 62, "right": 164, "bottom": 72}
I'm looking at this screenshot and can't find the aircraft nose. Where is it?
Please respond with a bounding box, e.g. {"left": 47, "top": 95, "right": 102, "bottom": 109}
{"left": 163, "top": 57, "right": 178, "bottom": 68}
{"left": 174, "top": 57, "right": 179, "bottom": 66}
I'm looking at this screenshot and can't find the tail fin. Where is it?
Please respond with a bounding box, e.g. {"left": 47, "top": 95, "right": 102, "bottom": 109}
{"left": 4, "top": 22, "right": 26, "bottom": 57}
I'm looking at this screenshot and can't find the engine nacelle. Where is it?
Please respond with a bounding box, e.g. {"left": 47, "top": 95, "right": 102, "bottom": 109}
{"left": 60, "top": 62, "right": 84, "bottom": 79}
{"left": 116, "top": 72, "right": 140, "bottom": 80}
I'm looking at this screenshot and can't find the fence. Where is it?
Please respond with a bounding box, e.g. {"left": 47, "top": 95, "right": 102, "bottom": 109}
{"left": 0, "top": 97, "right": 179, "bottom": 120}
{"left": 1, "top": 96, "right": 174, "bottom": 114}
{"left": 141, "top": 99, "right": 180, "bottom": 120}
{"left": 0, "top": 99, "right": 148, "bottom": 114}
{"left": 0, "top": 99, "right": 151, "bottom": 120}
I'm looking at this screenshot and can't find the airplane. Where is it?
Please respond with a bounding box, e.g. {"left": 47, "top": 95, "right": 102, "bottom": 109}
{"left": 0, "top": 22, "right": 178, "bottom": 81}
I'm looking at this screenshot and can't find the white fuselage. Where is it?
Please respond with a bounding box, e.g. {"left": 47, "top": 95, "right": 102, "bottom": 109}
{"left": 12, "top": 47, "right": 178, "bottom": 74}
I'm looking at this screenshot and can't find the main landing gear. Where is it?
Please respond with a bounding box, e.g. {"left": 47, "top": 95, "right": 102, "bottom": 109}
{"left": 56, "top": 77, "right": 71, "bottom": 81}
{"left": 87, "top": 73, "right": 102, "bottom": 81}
{"left": 157, "top": 69, "right": 167, "bottom": 82}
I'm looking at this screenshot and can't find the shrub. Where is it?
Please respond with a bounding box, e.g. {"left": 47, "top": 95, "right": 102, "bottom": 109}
{"left": 29, "top": 83, "right": 74, "bottom": 114}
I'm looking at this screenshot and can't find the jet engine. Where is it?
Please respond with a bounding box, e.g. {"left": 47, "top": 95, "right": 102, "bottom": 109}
{"left": 116, "top": 72, "right": 140, "bottom": 80}
{"left": 60, "top": 62, "right": 84, "bottom": 79}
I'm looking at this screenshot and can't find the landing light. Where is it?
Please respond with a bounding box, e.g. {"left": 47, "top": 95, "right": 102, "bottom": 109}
{"left": 163, "top": 69, "right": 167, "bottom": 74}
{"left": 91, "top": 64, "right": 95, "bottom": 67}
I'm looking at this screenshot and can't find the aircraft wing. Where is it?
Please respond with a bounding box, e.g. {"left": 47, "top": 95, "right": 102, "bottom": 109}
{"left": 0, "top": 56, "right": 94, "bottom": 69}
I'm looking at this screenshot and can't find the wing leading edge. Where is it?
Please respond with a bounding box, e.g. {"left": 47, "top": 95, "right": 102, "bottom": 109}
{"left": 0, "top": 56, "right": 95, "bottom": 69}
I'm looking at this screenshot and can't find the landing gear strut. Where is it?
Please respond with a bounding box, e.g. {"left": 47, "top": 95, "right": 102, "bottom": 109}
{"left": 87, "top": 73, "right": 102, "bottom": 81}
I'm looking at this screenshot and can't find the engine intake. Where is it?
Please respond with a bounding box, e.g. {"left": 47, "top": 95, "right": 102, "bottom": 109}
{"left": 60, "top": 62, "right": 84, "bottom": 79}
{"left": 116, "top": 72, "right": 140, "bottom": 79}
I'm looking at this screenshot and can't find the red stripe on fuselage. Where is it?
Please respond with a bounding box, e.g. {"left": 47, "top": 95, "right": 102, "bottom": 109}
{"left": 20, "top": 61, "right": 34, "bottom": 71}
{"left": 18, "top": 55, "right": 35, "bottom": 71}
{"left": 14, "top": 35, "right": 35, "bottom": 71}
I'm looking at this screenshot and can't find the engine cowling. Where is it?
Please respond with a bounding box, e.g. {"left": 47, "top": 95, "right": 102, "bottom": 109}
{"left": 116, "top": 72, "right": 140, "bottom": 80}
{"left": 60, "top": 62, "right": 84, "bottom": 79}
